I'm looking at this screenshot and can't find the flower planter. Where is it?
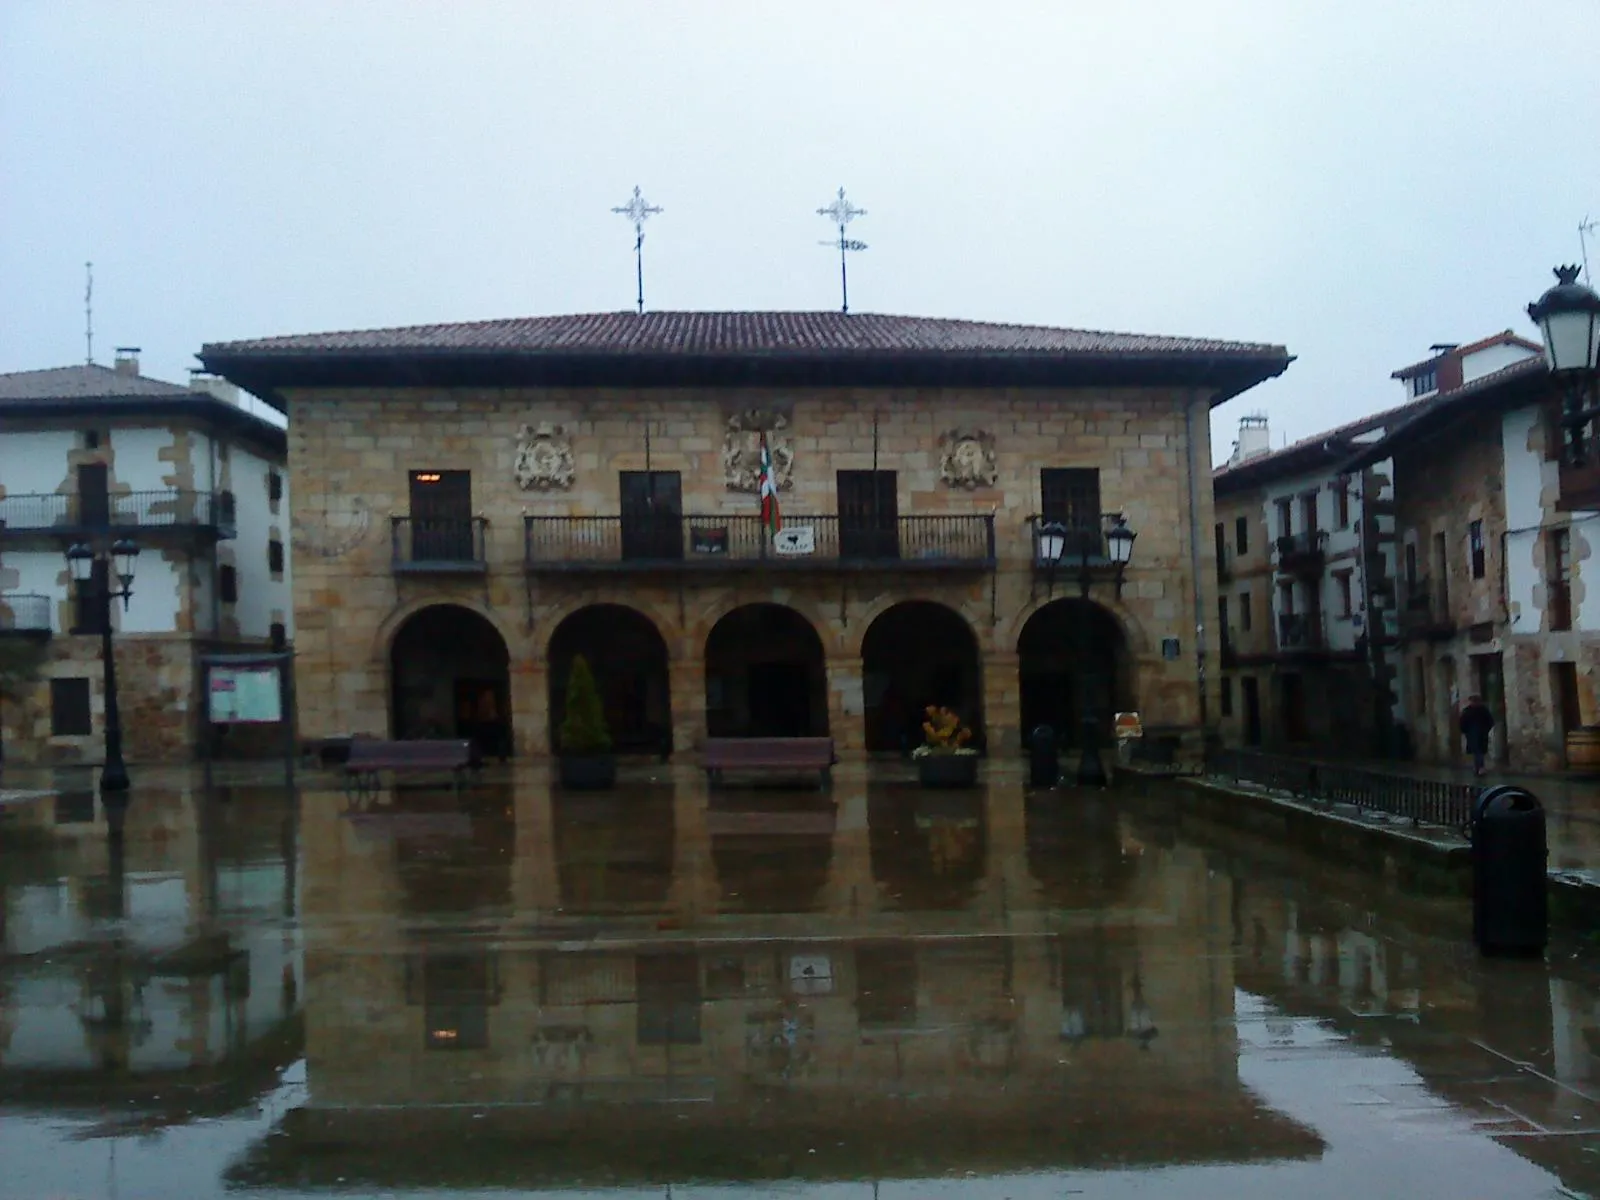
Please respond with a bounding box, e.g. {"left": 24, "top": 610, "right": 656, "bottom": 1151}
{"left": 558, "top": 754, "right": 617, "bottom": 791}
{"left": 917, "top": 754, "right": 980, "bottom": 789}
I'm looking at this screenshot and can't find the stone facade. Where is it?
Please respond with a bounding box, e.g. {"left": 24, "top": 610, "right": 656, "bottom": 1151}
{"left": 282, "top": 383, "right": 1224, "bottom": 759}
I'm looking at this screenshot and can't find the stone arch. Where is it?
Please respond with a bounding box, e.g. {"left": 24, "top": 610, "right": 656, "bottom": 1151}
{"left": 843, "top": 590, "right": 988, "bottom": 658}
{"left": 373, "top": 594, "right": 516, "bottom": 665}
{"left": 547, "top": 604, "right": 672, "bottom": 756}
{"left": 534, "top": 593, "right": 684, "bottom": 662}
{"left": 1000, "top": 591, "right": 1152, "bottom": 660}
{"left": 861, "top": 600, "right": 984, "bottom": 753}
{"left": 704, "top": 603, "right": 829, "bottom": 738}
{"left": 688, "top": 590, "right": 842, "bottom": 659}
{"left": 1015, "top": 598, "right": 1133, "bottom": 749}
{"left": 389, "top": 603, "right": 512, "bottom": 757}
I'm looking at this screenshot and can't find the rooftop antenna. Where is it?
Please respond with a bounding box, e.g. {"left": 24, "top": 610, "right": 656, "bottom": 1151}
{"left": 817, "top": 187, "right": 867, "bottom": 314}
{"left": 611, "top": 185, "right": 663, "bottom": 315}
{"left": 84, "top": 261, "right": 94, "bottom": 364}
{"left": 1581, "top": 216, "right": 1598, "bottom": 286}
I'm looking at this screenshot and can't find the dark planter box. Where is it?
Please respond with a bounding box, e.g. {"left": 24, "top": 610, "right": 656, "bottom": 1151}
{"left": 917, "top": 754, "right": 980, "bottom": 789}
{"left": 559, "top": 754, "right": 617, "bottom": 790}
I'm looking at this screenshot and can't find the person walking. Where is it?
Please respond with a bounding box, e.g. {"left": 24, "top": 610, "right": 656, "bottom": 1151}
{"left": 1459, "top": 694, "right": 1496, "bottom": 777}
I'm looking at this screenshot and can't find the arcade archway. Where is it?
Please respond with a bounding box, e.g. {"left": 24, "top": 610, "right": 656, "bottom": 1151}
{"left": 704, "top": 604, "right": 828, "bottom": 738}
{"left": 548, "top": 605, "right": 672, "bottom": 756}
{"left": 1017, "top": 599, "right": 1131, "bottom": 748}
{"left": 861, "top": 601, "right": 983, "bottom": 754}
{"left": 390, "top": 605, "right": 511, "bottom": 757}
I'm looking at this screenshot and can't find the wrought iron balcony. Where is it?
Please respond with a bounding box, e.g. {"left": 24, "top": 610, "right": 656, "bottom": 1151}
{"left": 391, "top": 516, "right": 490, "bottom": 574}
{"left": 1274, "top": 530, "right": 1327, "bottom": 575}
{"left": 0, "top": 593, "right": 52, "bottom": 638}
{"left": 523, "top": 514, "right": 996, "bottom": 572}
{"left": 0, "top": 490, "right": 236, "bottom": 539}
{"left": 1276, "top": 612, "right": 1324, "bottom": 652}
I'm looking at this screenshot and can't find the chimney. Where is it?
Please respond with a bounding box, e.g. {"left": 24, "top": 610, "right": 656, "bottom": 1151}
{"left": 113, "top": 346, "right": 140, "bottom": 376}
{"left": 1229, "top": 414, "right": 1272, "bottom": 466}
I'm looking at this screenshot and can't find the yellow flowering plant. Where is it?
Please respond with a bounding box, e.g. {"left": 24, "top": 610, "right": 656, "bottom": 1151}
{"left": 912, "top": 705, "right": 977, "bottom": 758}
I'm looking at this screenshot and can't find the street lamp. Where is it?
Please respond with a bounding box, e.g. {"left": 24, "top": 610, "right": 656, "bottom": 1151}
{"left": 1105, "top": 515, "right": 1137, "bottom": 597}
{"left": 1528, "top": 265, "right": 1600, "bottom": 464}
{"left": 66, "top": 538, "right": 140, "bottom": 794}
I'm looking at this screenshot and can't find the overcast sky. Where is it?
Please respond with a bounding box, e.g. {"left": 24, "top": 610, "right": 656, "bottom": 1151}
{"left": 3, "top": 1, "right": 1596, "bottom": 461}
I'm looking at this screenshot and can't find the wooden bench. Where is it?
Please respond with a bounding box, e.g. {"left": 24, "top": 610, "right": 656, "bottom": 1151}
{"left": 701, "top": 737, "right": 836, "bottom": 788}
{"left": 344, "top": 738, "right": 480, "bottom": 792}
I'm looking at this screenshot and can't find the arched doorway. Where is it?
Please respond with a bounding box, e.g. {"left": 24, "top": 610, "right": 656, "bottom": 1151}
{"left": 548, "top": 605, "right": 671, "bottom": 756}
{"left": 861, "top": 601, "right": 982, "bottom": 754}
{"left": 1017, "top": 599, "right": 1130, "bottom": 748}
{"left": 390, "top": 605, "right": 511, "bottom": 757}
{"left": 704, "top": 604, "right": 828, "bottom": 737}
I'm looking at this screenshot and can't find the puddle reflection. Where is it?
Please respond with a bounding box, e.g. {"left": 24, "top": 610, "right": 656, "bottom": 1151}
{"left": 1, "top": 770, "right": 1598, "bottom": 1197}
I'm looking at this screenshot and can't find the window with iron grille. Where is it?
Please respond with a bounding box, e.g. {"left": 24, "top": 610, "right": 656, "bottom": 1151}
{"left": 268, "top": 539, "right": 284, "bottom": 574}
{"left": 268, "top": 471, "right": 283, "bottom": 503}
{"left": 51, "top": 678, "right": 92, "bottom": 736}
{"left": 1235, "top": 515, "right": 1249, "bottom": 556}
{"left": 1040, "top": 468, "right": 1101, "bottom": 555}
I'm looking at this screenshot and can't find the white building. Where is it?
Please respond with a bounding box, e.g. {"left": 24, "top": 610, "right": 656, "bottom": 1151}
{"left": 0, "top": 350, "right": 290, "bottom": 765}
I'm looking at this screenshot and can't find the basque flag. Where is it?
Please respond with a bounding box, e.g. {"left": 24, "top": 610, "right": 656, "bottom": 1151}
{"left": 758, "top": 433, "right": 781, "bottom": 534}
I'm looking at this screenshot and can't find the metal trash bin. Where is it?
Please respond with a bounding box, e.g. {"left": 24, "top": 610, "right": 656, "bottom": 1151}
{"left": 1030, "top": 724, "right": 1060, "bottom": 789}
{"left": 1470, "top": 785, "right": 1548, "bottom": 957}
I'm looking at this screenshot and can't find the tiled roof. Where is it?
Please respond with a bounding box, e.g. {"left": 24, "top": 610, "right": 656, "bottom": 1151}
{"left": 1389, "top": 330, "right": 1540, "bottom": 379}
{"left": 1213, "top": 395, "right": 1435, "bottom": 483}
{"left": 0, "top": 363, "right": 192, "bottom": 402}
{"left": 203, "top": 311, "right": 1285, "bottom": 359}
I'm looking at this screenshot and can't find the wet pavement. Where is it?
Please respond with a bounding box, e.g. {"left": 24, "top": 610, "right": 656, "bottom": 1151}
{"left": 2, "top": 763, "right": 1599, "bottom": 1198}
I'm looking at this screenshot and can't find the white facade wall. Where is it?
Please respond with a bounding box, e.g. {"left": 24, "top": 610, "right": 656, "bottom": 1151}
{"left": 228, "top": 443, "right": 291, "bottom": 638}
{"left": 1262, "top": 469, "right": 1365, "bottom": 653}
{"left": 1502, "top": 407, "right": 1548, "bottom": 632}
{"left": 1462, "top": 342, "right": 1536, "bottom": 385}
{"left": 120, "top": 552, "right": 186, "bottom": 633}
{"left": 105, "top": 426, "right": 174, "bottom": 491}
{"left": 0, "top": 430, "right": 78, "bottom": 492}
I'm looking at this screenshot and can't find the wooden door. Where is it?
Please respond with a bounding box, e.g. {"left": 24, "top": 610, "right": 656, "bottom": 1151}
{"left": 78, "top": 463, "right": 109, "bottom": 527}
{"left": 838, "top": 470, "right": 898, "bottom": 560}
{"left": 619, "top": 471, "right": 682, "bottom": 561}
{"left": 409, "top": 470, "right": 473, "bottom": 560}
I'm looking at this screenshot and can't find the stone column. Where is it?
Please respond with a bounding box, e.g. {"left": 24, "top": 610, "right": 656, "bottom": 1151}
{"left": 825, "top": 656, "right": 865, "bottom": 757}
{"left": 668, "top": 656, "right": 707, "bottom": 754}
{"left": 982, "top": 650, "right": 1022, "bottom": 756}
{"left": 513, "top": 658, "right": 547, "bottom": 757}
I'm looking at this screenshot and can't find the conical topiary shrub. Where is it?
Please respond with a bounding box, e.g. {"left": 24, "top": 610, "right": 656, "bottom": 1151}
{"left": 558, "top": 654, "right": 612, "bottom": 756}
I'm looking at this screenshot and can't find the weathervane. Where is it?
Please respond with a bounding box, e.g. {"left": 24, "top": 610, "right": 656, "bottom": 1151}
{"left": 817, "top": 186, "right": 867, "bottom": 314}
{"left": 612, "top": 185, "right": 663, "bottom": 315}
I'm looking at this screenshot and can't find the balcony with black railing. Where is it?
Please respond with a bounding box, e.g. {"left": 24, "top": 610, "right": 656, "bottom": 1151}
{"left": 391, "top": 516, "right": 490, "bottom": 574}
{"left": 0, "top": 593, "right": 52, "bottom": 638}
{"left": 1276, "top": 612, "right": 1324, "bottom": 653}
{"left": 523, "top": 514, "right": 996, "bottom": 572}
{"left": 1274, "top": 530, "right": 1327, "bottom": 576}
{"left": 0, "top": 490, "right": 236, "bottom": 540}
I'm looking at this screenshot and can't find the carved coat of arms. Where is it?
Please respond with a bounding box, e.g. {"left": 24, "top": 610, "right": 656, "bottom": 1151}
{"left": 514, "top": 422, "right": 575, "bottom": 491}
{"left": 938, "top": 429, "right": 998, "bottom": 489}
{"left": 723, "top": 409, "right": 794, "bottom": 493}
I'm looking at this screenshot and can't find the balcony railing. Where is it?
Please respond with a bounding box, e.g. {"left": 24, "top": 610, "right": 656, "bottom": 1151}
{"left": 1274, "top": 530, "right": 1327, "bottom": 575}
{"left": 1398, "top": 579, "right": 1454, "bottom": 639}
{"left": 0, "top": 593, "right": 52, "bottom": 637}
{"left": 0, "top": 490, "right": 236, "bottom": 538}
{"left": 524, "top": 514, "right": 995, "bottom": 571}
{"left": 391, "top": 516, "right": 490, "bottom": 573}
{"left": 1276, "top": 612, "right": 1323, "bottom": 651}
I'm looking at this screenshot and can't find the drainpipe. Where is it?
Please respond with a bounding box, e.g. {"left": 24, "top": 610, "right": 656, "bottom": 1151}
{"left": 1185, "top": 390, "right": 1209, "bottom": 734}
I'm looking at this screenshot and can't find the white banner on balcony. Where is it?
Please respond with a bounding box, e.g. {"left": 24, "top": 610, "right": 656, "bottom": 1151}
{"left": 773, "top": 526, "right": 815, "bottom": 556}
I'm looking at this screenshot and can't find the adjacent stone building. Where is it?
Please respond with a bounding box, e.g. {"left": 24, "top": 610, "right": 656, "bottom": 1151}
{"left": 0, "top": 353, "right": 291, "bottom": 764}
{"left": 201, "top": 312, "right": 1290, "bottom": 761}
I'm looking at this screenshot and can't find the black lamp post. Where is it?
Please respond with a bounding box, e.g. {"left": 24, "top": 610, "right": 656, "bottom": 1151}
{"left": 1527, "top": 265, "right": 1600, "bottom": 463}
{"left": 66, "top": 538, "right": 140, "bottom": 794}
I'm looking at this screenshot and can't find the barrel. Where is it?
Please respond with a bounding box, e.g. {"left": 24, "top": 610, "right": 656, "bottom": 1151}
{"left": 1566, "top": 727, "right": 1600, "bottom": 771}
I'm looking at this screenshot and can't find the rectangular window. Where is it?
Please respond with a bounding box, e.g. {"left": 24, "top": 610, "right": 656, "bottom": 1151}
{"left": 409, "top": 469, "right": 475, "bottom": 561}
{"left": 838, "top": 470, "right": 899, "bottom": 560}
{"left": 1240, "top": 590, "right": 1252, "bottom": 631}
{"left": 218, "top": 489, "right": 237, "bottom": 526}
{"left": 220, "top": 564, "right": 238, "bottom": 604}
{"left": 1432, "top": 531, "right": 1449, "bottom": 609}
{"left": 1214, "top": 522, "right": 1227, "bottom": 574}
{"left": 1278, "top": 581, "right": 1295, "bottom": 617}
{"left": 1410, "top": 369, "right": 1437, "bottom": 397}
{"left": 77, "top": 462, "right": 109, "bottom": 527}
{"left": 83, "top": 430, "right": 100, "bottom": 450}
{"left": 1549, "top": 528, "right": 1572, "bottom": 631}
{"left": 1334, "top": 479, "right": 1351, "bottom": 529}
{"left": 1235, "top": 515, "right": 1249, "bottom": 556}
{"left": 50, "top": 678, "right": 92, "bottom": 736}
{"left": 1300, "top": 491, "right": 1319, "bottom": 534}
{"left": 73, "top": 559, "right": 108, "bottom": 634}
{"left": 619, "top": 470, "right": 685, "bottom": 561}
{"left": 1217, "top": 594, "right": 1229, "bottom": 637}
{"left": 1039, "top": 468, "right": 1102, "bottom": 557}
{"left": 1220, "top": 676, "right": 1234, "bottom": 717}
{"left": 1274, "top": 497, "right": 1293, "bottom": 538}
{"left": 1335, "top": 570, "right": 1354, "bottom": 618}
{"left": 1469, "top": 520, "right": 1486, "bottom": 579}
{"left": 269, "top": 621, "right": 287, "bottom": 650}
{"left": 268, "top": 471, "right": 284, "bottom": 502}
{"left": 268, "top": 538, "right": 285, "bottom": 574}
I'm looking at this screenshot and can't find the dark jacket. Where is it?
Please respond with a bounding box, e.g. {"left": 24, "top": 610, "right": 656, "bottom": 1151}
{"left": 1459, "top": 702, "right": 1495, "bottom": 748}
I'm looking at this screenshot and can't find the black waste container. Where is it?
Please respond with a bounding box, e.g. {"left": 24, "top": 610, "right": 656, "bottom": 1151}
{"left": 1470, "top": 785, "right": 1548, "bottom": 957}
{"left": 1030, "top": 725, "right": 1060, "bottom": 789}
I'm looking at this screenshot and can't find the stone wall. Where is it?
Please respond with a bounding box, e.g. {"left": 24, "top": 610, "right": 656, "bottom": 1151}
{"left": 285, "top": 384, "right": 1220, "bottom": 759}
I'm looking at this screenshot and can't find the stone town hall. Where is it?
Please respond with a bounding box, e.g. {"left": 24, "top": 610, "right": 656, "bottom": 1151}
{"left": 201, "top": 312, "right": 1289, "bottom": 761}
